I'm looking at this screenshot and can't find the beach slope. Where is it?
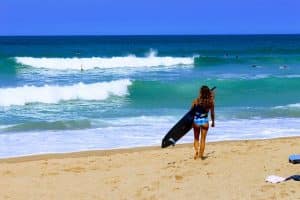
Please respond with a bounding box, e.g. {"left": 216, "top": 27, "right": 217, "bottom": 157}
{"left": 1, "top": 137, "right": 300, "bottom": 200}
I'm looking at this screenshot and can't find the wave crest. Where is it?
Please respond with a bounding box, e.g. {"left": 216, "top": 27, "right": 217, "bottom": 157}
{"left": 15, "top": 53, "right": 193, "bottom": 70}
{"left": 0, "top": 79, "right": 132, "bottom": 106}
{"left": 273, "top": 103, "right": 300, "bottom": 109}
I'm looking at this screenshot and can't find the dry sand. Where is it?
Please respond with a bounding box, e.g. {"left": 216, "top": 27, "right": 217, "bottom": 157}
{"left": 1, "top": 137, "right": 300, "bottom": 200}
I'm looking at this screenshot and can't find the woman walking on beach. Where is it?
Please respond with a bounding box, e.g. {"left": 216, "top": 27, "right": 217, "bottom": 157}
{"left": 192, "top": 86, "right": 215, "bottom": 160}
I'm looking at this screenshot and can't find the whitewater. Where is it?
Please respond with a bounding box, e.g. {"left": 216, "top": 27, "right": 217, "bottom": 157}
{"left": 0, "top": 79, "right": 131, "bottom": 106}
{"left": 15, "top": 54, "right": 194, "bottom": 70}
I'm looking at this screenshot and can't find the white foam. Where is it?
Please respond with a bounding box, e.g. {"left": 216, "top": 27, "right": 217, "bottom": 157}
{"left": 1, "top": 117, "right": 300, "bottom": 158}
{"left": 284, "top": 75, "right": 300, "bottom": 78}
{"left": 15, "top": 52, "right": 194, "bottom": 70}
{"left": 273, "top": 103, "right": 300, "bottom": 109}
{"left": 0, "top": 79, "right": 132, "bottom": 106}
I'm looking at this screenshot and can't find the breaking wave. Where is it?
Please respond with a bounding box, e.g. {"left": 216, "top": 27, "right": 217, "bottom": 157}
{"left": 15, "top": 51, "right": 194, "bottom": 70}
{"left": 0, "top": 79, "right": 132, "bottom": 106}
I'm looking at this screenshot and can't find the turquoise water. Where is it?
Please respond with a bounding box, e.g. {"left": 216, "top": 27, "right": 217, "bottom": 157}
{"left": 1, "top": 35, "right": 300, "bottom": 157}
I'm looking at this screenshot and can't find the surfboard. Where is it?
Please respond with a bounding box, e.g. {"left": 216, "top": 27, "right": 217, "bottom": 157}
{"left": 161, "top": 109, "right": 194, "bottom": 148}
{"left": 161, "top": 87, "right": 216, "bottom": 148}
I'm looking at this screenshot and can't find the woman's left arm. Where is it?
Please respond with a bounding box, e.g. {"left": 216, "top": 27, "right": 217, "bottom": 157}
{"left": 211, "top": 101, "right": 215, "bottom": 127}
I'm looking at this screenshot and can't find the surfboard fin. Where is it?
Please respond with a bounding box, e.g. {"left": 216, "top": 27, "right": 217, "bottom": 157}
{"left": 168, "top": 138, "right": 176, "bottom": 146}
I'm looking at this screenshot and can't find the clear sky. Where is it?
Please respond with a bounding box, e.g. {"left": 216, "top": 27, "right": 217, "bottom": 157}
{"left": 1, "top": 0, "right": 300, "bottom": 35}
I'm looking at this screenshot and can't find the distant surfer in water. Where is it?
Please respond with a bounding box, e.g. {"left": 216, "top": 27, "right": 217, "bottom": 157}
{"left": 279, "top": 65, "right": 288, "bottom": 70}
{"left": 191, "top": 86, "right": 215, "bottom": 160}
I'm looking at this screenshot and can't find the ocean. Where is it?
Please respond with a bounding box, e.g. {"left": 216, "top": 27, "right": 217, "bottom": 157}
{"left": 0, "top": 35, "right": 300, "bottom": 158}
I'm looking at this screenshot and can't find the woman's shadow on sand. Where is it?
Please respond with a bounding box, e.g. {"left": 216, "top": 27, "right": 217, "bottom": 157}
{"left": 201, "top": 151, "right": 215, "bottom": 160}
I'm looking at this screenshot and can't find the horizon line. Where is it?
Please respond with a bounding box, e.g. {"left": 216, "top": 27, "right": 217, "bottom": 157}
{"left": 1, "top": 33, "right": 300, "bottom": 37}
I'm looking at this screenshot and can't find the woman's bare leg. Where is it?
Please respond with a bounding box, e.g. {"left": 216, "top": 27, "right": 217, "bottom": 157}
{"left": 193, "top": 140, "right": 199, "bottom": 159}
{"left": 199, "top": 124, "right": 209, "bottom": 159}
{"left": 193, "top": 124, "right": 200, "bottom": 160}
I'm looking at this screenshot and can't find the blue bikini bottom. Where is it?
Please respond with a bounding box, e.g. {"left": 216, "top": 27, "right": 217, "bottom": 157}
{"left": 194, "top": 117, "right": 209, "bottom": 126}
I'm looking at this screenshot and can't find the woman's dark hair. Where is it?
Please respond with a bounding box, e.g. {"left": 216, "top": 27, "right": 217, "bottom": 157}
{"left": 198, "top": 85, "right": 214, "bottom": 108}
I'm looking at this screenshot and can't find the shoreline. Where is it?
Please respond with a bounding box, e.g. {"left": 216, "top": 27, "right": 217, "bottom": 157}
{"left": 1, "top": 136, "right": 299, "bottom": 163}
{"left": 2, "top": 118, "right": 300, "bottom": 159}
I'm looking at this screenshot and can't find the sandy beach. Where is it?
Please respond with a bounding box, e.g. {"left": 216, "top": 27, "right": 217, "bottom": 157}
{"left": 1, "top": 137, "right": 300, "bottom": 200}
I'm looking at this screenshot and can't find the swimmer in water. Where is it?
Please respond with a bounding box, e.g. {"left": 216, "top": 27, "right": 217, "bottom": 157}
{"left": 251, "top": 64, "right": 262, "bottom": 68}
{"left": 279, "top": 65, "right": 288, "bottom": 70}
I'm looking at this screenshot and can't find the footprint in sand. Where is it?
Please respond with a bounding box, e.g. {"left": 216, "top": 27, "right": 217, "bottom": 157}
{"left": 164, "top": 161, "right": 177, "bottom": 169}
{"left": 260, "top": 185, "right": 275, "bottom": 192}
{"left": 47, "top": 172, "right": 59, "bottom": 176}
{"left": 141, "top": 183, "right": 159, "bottom": 192}
{"left": 280, "top": 191, "right": 289, "bottom": 198}
{"left": 290, "top": 190, "right": 296, "bottom": 194}
{"left": 2, "top": 170, "right": 13, "bottom": 176}
{"left": 136, "top": 187, "right": 157, "bottom": 199}
{"left": 167, "top": 161, "right": 176, "bottom": 165}
{"left": 291, "top": 142, "right": 298, "bottom": 146}
{"left": 42, "top": 160, "right": 48, "bottom": 165}
{"left": 63, "top": 166, "right": 85, "bottom": 173}
{"left": 165, "top": 165, "right": 176, "bottom": 169}
{"left": 206, "top": 172, "right": 214, "bottom": 177}
{"left": 175, "top": 175, "right": 183, "bottom": 181}
{"left": 264, "top": 147, "right": 273, "bottom": 150}
{"left": 105, "top": 176, "right": 120, "bottom": 185}
{"left": 142, "top": 186, "right": 151, "bottom": 191}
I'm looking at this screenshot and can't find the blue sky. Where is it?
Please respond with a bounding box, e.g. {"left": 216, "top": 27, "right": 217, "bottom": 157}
{"left": 1, "top": 0, "right": 300, "bottom": 35}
